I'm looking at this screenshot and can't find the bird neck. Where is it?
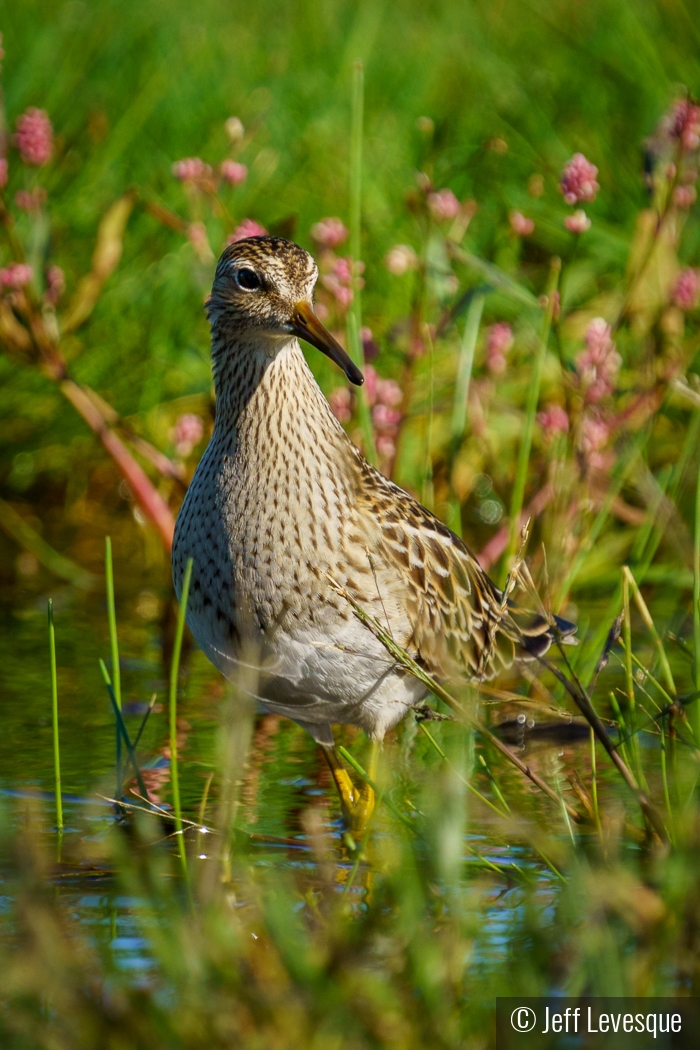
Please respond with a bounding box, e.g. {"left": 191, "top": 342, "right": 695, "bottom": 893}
{"left": 211, "top": 332, "right": 353, "bottom": 469}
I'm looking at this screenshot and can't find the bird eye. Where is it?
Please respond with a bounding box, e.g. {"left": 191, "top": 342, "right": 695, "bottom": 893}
{"left": 235, "top": 267, "right": 261, "bottom": 291}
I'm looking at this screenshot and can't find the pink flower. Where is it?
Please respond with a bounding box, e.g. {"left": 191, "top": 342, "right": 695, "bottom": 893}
{"left": 14, "top": 187, "right": 46, "bottom": 212}
{"left": 384, "top": 244, "right": 418, "bottom": 275}
{"left": 0, "top": 262, "right": 33, "bottom": 288}
{"left": 227, "top": 219, "right": 267, "bottom": 244}
{"left": 187, "top": 222, "right": 214, "bottom": 262}
{"left": 320, "top": 256, "right": 359, "bottom": 311}
{"left": 310, "top": 217, "right": 349, "bottom": 247}
{"left": 361, "top": 326, "right": 379, "bottom": 361}
{"left": 674, "top": 184, "right": 697, "bottom": 208}
{"left": 172, "top": 157, "right": 213, "bottom": 183}
{"left": 363, "top": 364, "right": 379, "bottom": 406}
{"left": 172, "top": 414, "right": 204, "bottom": 457}
{"left": 15, "top": 108, "right": 53, "bottom": 166}
{"left": 538, "top": 404, "right": 569, "bottom": 438}
{"left": 45, "top": 265, "right": 65, "bottom": 305}
{"left": 580, "top": 414, "right": 612, "bottom": 470}
{"left": 329, "top": 387, "right": 352, "bottom": 423}
{"left": 220, "top": 160, "right": 248, "bottom": 186}
{"left": 486, "top": 322, "right": 513, "bottom": 374}
{"left": 333, "top": 256, "right": 353, "bottom": 283}
{"left": 509, "top": 210, "right": 534, "bottom": 236}
{"left": 560, "top": 153, "right": 599, "bottom": 205}
{"left": 376, "top": 378, "right": 403, "bottom": 407}
{"left": 672, "top": 267, "right": 700, "bottom": 310}
{"left": 427, "top": 188, "right": 461, "bottom": 221}
{"left": 0, "top": 158, "right": 7, "bottom": 188}
{"left": 575, "top": 318, "right": 621, "bottom": 403}
{"left": 564, "top": 209, "right": 591, "bottom": 234}
{"left": 320, "top": 274, "right": 353, "bottom": 309}
{"left": 372, "top": 403, "right": 402, "bottom": 428}
{"left": 376, "top": 435, "right": 396, "bottom": 460}
{"left": 666, "top": 99, "right": 700, "bottom": 152}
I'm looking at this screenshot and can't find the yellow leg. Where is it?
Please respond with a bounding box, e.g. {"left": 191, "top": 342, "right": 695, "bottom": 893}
{"left": 321, "top": 740, "right": 379, "bottom": 839}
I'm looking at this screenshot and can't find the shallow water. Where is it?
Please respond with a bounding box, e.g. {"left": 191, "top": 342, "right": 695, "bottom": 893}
{"left": 0, "top": 562, "right": 631, "bottom": 977}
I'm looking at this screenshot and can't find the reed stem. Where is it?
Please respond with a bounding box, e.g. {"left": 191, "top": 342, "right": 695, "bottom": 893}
{"left": 590, "top": 727, "right": 601, "bottom": 836}
{"left": 105, "top": 538, "right": 121, "bottom": 709}
{"left": 170, "top": 557, "right": 193, "bottom": 881}
{"left": 347, "top": 59, "right": 376, "bottom": 465}
{"left": 47, "top": 599, "right": 63, "bottom": 832}
{"left": 105, "top": 538, "right": 122, "bottom": 798}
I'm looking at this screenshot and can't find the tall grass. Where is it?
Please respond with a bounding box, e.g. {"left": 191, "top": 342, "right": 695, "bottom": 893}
{"left": 47, "top": 598, "right": 63, "bottom": 832}
{"left": 170, "top": 556, "right": 193, "bottom": 880}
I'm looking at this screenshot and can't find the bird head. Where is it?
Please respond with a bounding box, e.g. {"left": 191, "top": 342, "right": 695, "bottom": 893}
{"left": 207, "top": 236, "right": 364, "bottom": 386}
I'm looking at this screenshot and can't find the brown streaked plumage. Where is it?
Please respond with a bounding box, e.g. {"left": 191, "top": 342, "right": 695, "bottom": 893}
{"left": 172, "top": 236, "right": 575, "bottom": 818}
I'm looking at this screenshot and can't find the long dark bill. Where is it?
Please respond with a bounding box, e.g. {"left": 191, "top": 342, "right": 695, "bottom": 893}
{"left": 292, "top": 301, "right": 364, "bottom": 386}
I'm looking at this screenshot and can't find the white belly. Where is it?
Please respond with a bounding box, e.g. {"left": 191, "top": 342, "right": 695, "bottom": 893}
{"left": 185, "top": 604, "right": 427, "bottom": 742}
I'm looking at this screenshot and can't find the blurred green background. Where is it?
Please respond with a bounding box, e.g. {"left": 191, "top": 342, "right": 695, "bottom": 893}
{"left": 2, "top": 0, "right": 697, "bottom": 463}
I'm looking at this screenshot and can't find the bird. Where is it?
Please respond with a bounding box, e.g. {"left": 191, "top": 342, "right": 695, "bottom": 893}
{"left": 172, "top": 236, "right": 575, "bottom": 830}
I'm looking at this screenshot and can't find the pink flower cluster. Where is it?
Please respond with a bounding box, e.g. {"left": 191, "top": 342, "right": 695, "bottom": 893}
{"left": 575, "top": 318, "right": 621, "bottom": 403}
{"left": 0, "top": 262, "right": 33, "bottom": 288}
{"left": 45, "top": 265, "right": 65, "bottom": 306}
{"left": 15, "top": 187, "right": 46, "bottom": 212}
{"left": 486, "top": 323, "right": 514, "bottom": 375}
{"left": 220, "top": 159, "right": 247, "bottom": 186}
{"left": 672, "top": 267, "right": 700, "bottom": 310}
{"left": 172, "top": 157, "right": 213, "bottom": 183}
{"left": 538, "top": 403, "right": 569, "bottom": 438}
{"left": 565, "top": 209, "right": 591, "bottom": 234}
{"left": 321, "top": 256, "right": 362, "bottom": 311}
{"left": 227, "top": 219, "right": 267, "bottom": 244}
{"left": 367, "top": 364, "right": 403, "bottom": 459}
{"left": 0, "top": 158, "right": 7, "bottom": 188}
{"left": 310, "top": 217, "right": 348, "bottom": 247}
{"left": 329, "top": 361, "right": 403, "bottom": 460}
{"left": 427, "top": 188, "right": 461, "bottom": 221}
{"left": 560, "top": 153, "right": 599, "bottom": 205}
{"left": 187, "top": 222, "right": 214, "bottom": 261}
{"left": 172, "top": 414, "right": 204, "bottom": 458}
{"left": 15, "top": 108, "right": 53, "bottom": 166}
{"left": 384, "top": 244, "right": 418, "bottom": 275}
{"left": 509, "top": 210, "right": 534, "bottom": 236}
{"left": 674, "top": 184, "right": 697, "bottom": 209}
{"left": 580, "top": 415, "right": 612, "bottom": 471}
{"left": 667, "top": 98, "right": 700, "bottom": 152}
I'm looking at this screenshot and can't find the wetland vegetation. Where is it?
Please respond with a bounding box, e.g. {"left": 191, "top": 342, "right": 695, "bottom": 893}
{"left": 2, "top": 1, "right": 700, "bottom": 1046}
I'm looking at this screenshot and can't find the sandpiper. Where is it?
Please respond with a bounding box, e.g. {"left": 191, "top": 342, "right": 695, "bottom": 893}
{"left": 172, "top": 236, "right": 574, "bottom": 825}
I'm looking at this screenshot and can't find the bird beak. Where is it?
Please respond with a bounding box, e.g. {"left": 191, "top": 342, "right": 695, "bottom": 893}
{"left": 292, "top": 301, "right": 364, "bottom": 386}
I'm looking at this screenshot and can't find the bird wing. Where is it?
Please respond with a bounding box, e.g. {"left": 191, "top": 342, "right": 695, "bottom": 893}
{"left": 353, "top": 463, "right": 567, "bottom": 681}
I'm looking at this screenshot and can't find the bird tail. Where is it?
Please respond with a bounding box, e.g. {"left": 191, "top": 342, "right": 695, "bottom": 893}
{"left": 509, "top": 607, "right": 577, "bottom": 660}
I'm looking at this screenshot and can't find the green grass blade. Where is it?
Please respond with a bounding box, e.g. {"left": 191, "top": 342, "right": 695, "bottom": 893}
{"left": 99, "top": 659, "right": 153, "bottom": 806}
{"left": 105, "top": 537, "right": 121, "bottom": 710}
{"left": 346, "top": 59, "right": 376, "bottom": 465}
{"left": 47, "top": 599, "right": 63, "bottom": 832}
{"left": 450, "top": 291, "right": 485, "bottom": 447}
{"left": 170, "top": 557, "right": 193, "bottom": 881}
